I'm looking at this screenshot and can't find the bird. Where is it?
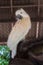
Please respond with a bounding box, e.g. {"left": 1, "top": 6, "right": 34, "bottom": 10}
{"left": 7, "top": 8, "right": 31, "bottom": 59}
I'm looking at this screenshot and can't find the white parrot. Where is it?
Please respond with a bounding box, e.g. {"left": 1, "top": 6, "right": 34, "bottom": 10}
{"left": 7, "top": 8, "right": 31, "bottom": 59}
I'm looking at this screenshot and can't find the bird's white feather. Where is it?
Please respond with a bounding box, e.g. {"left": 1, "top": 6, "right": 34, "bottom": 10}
{"left": 7, "top": 8, "right": 31, "bottom": 58}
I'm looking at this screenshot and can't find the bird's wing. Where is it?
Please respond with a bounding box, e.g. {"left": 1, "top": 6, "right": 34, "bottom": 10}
{"left": 7, "top": 18, "right": 31, "bottom": 50}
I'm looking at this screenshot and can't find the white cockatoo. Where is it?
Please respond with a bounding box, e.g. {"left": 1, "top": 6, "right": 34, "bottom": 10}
{"left": 7, "top": 8, "right": 31, "bottom": 59}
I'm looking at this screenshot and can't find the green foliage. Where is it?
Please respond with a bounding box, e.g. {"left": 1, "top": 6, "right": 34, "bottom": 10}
{"left": 0, "top": 45, "right": 10, "bottom": 65}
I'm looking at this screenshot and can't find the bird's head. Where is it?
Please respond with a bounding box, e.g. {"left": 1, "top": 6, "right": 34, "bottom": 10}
{"left": 15, "top": 8, "right": 29, "bottom": 20}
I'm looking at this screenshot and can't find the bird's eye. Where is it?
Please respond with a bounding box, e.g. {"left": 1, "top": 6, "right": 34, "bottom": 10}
{"left": 20, "top": 12, "right": 22, "bottom": 14}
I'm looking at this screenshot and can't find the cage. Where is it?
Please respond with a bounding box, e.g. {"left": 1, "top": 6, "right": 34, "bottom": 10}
{"left": 0, "top": 0, "right": 43, "bottom": 42}
{"left": 0, "top": 0, "right": 43, "bottom": 65}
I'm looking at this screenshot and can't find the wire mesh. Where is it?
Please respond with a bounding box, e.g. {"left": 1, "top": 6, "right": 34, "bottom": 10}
{"left": 0, "top": 23, "right": 12, "bottom": 42}
{"left": 12, "top": 0, "right": 38, "bottom": 5}
{"left": 0, "top": 8, "right": 11, "bottom": 20}
{"left": 0, "top": 0, "right": 43, "bottom": 21}
{"left": 0, "top": 0, "right": 10, "bottom": 6}
{"left": 0, "top": 0, "right": 43, "bottom": 42}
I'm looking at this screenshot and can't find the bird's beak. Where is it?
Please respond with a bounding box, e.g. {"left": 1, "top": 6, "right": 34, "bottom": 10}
{"left": 16, "top": 14, "right": 23, "bottom": 20}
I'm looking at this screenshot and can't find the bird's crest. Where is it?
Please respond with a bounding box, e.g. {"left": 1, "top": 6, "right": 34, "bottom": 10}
{"left": 15, "top": 8, "right": 29, "bottom": 19}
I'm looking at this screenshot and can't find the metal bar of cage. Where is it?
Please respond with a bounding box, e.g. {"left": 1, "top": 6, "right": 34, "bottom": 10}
{"left": 0, "top": 0, "right": 43, "bottom": 42}
{"left": 0, "top": 0, "right": 43, "bottom": 22}
{"left": 0, "top": 17, "right": 43, "bottom": 22}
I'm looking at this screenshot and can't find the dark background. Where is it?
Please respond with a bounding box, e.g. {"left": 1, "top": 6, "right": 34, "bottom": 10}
{"left": 0, "top": 0, "right": 43, "bottom": 42}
